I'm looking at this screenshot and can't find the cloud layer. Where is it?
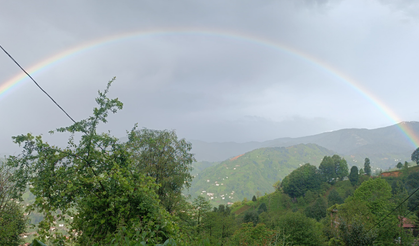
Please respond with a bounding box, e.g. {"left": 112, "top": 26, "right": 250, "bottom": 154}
{"left": 1, "top": 0, "right": 419, "bottom": 154}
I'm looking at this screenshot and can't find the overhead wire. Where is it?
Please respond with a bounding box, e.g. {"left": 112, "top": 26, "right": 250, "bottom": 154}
{"left": 366, "top": 180, "right": 419, "bottom": 234}
{"left": 370, "top": 192, "right": 419, "bottom": 244}
{"left": 0, "top": 44, "right": 76, "bottom": 123}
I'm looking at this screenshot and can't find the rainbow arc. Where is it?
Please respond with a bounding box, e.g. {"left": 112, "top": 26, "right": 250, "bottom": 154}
{"left": 1, "top": 28, "right": 418, "bottom": 147}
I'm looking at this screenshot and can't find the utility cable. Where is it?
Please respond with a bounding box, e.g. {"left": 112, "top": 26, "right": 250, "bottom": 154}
{"left": 0, "top": 44, "right": 76, "bottom": 123}
{"left": 370, "top": 195, "right": 419, "bottom": 243}
{"left": 366, "top": 183, "right": 419, "bottom": 234}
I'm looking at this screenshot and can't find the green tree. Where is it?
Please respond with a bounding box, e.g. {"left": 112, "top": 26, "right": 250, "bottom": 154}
{"left": 408, "top": 192, "right": 419, "bottom": 212}
{"left": 243, "top": 210, "right": 259, "bottom": 226}
{"left": 281, "top": 163, "right": 322, "bottom": 197}
{"left": 277, "top": 212, "right": 323, "bottom": 246}
{"left": 7, "top": 80, "right": 181, "bottom": 245}
{"left": 359, "top": 168, "right": 364, "bottom": 175}
{"left": 338, "top": 217, "right": 377, "bottom": 246}
{"left": 258, "top": 203, "right": 268, "bottom": 214}
{"left": 0, "top": 162, "right": 26, "bottom": 246}
{"left": 305, "top": 197, "right": 327, "bottom": 221}
{"left": 411, "top": 147, "right": 419, "bottom": 165}
{"left": 229, "top": 223, "right": 278, "bottom": 246}
{"left": 391, "top": 180, "right": 406, "bottom": 196}
{"left": 319, "top": 155, "right": 349, "bottom": 184}
{"left": 405, "top": 172, "right": 419, "bottom": 191}
{"left": 327, "top": 189, "right": 344, "bottom": 206}
{"left": 252, "top": 195, "right": 257, "bottom": 202}
{"left": 205, "top": 205, "right": 236, "bottom": 245}
{"left": 126, "top": 128, "right": 195, "bottom": 213}
{"left": 193, "top": 196, "right": 212, "bottom": 233}
{"left": 334, "top": 198, "right": 396, "bottom": 245}
{"left": 347, "top": 178, "right": 392, "bottom": 216}
{"left": 364, "top": 158, "right": 371, "bottom": 176}
{"left": 348, "top": 166, "right": 359, "bottom": 186}
{"left": 342, "top": 178, "right": 398, "bottom": 243}
{"left": 396, "top": 162, "right": 403, "bottom": 169}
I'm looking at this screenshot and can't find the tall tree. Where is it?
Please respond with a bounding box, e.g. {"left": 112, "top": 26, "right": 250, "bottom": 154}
{"left": 396, "top": 162, "right": 403, "bottom": 169}
{"left": 205, "top": 205, "right": 236, "bottom": 244}
{"left": 126, "top": 128, "right": 195, "bottom": 213}
{"left": 348, "top": 166, "right": 359, "bottom": 186}
{"left": 319, "top": 155, "right": 348, "bottom": 184}
{"left": 404, "top": 161, "right": 409, "bottom": 169}
{"left": 364, "top": 158, "right": 371, "bottom": 176}
{"left": 7, "top": 80, "right": 181, "bottom": 245}
{"left": 281, "top": 163, "right": 322, "bottom": 197}
{"left": 411, "top": 147, "right": 419, "bottom": 165}
{"left": 192, "top": 196, "right": 212, "bottom": 234}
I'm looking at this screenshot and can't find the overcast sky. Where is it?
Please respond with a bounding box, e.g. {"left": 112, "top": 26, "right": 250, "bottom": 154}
{"left": 1, "top": 0, "right": 419, "bottom": 154}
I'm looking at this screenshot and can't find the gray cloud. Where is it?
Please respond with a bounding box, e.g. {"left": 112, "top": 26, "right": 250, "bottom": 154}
{"left": 1, "top": 0, "right": 419, "bottom": 154}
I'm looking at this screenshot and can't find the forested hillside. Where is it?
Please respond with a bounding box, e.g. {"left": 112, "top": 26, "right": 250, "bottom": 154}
{"left": 188, "top": 144, "right": 334, "bottom": 204}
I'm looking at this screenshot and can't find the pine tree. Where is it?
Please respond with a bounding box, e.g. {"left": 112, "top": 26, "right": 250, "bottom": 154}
{"left": 396, "top": 162, "right": 403, "bottom": 169}
{"left": 258, "top": 203, "right": 268, "bottom": 214}
{"left": 349, "top": 166, "right": 359, "bottom": 186}
{"left": 252, "top": 195, "right": 257, "bottom": 202}
{"left": 364, "top": 158, "right": 371, "bottom": 176}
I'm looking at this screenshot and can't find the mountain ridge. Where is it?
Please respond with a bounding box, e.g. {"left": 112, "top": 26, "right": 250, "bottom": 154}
{"left": 190, "top": 121, "right": 419, "bottom": 165}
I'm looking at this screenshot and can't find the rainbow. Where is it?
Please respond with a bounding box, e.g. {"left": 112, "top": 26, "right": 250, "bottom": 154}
{"left": 1, "top": 28, "right": 418, "bottom": 148}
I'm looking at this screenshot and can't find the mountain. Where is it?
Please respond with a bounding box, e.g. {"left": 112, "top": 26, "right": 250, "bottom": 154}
{"left": 188, "top": 143, "right": 335, "bottom": 204}
{"left": 189, "top": 140, "right": 263, "bottom": 164}
{"left": 190, "top": 122, "right": 419, "bottom": 169}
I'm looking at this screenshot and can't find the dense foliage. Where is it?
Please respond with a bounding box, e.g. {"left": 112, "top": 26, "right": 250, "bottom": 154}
{"left": 0, "top": 162, "right": 26, "bottom": 246}
{"left": 7, "top": 80, "right": 182, "bottom": 245}
{"left": 126, "top": 128, "right": 195, "bottom": 213}
{"left": 319, "top": 155, "right": 349, "bottom": 184}
{"left": 281, "top": 163, "right": 322, "bottom": 197}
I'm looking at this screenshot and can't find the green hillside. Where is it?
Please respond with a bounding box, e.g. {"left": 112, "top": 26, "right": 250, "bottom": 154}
{"left": 189, "top": 122, "right": 419, "bottom": 170}
{"left": 191, "top": 161, "right": 219, "bottom": 176}
{"left": 188, "top": 143, "right": 334, "bottom": 204}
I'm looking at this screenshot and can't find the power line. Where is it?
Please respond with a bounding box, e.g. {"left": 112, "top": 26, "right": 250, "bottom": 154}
{"left": 366, "top": 182, "right": 419, "bottom": 234}
{"left": 370, "top": 195, "right": 419, "bottom": 244}
{"left": 0, "top": 44, "right": 76, "bottom": 123}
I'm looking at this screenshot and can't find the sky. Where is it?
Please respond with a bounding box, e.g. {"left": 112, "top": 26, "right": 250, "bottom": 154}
{"left": 1, "top": 0, "right": 419, "bottom": 154}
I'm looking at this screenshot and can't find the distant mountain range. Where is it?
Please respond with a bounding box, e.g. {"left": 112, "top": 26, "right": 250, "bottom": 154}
{"left": 188, "top": 144, "right": 335, "bottom": 203}
{"left": 190, "top": 121, "right": 419, "bottom": 169}
{"left": 187, "top": 122, "right": 419, "bottom": 203}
